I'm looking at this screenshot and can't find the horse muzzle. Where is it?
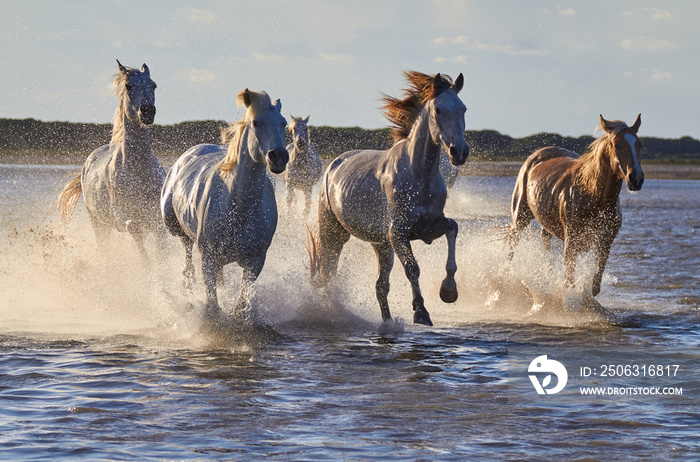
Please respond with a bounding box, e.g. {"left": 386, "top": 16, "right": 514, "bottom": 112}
{"left": 626, "top": 170, "right": 644, "bottom": 191}
{"left": 139, "top": 105, "right": 156, "bottom": 125}
{"left": 448, "top": 144, "right": 469, "bottom": 166}
{"left": 267, "top": 148, "right": 289, "bottom": 174}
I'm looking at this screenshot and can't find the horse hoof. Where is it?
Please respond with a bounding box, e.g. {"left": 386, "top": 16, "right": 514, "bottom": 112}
{"left": 440, "top": 286, "right": 458, "bottom": 303}
{"left": 439, "top": 278, "right": 458, "bottom": 303}
{"left": 413, "top": 308, "right": 433, "bottom": 326}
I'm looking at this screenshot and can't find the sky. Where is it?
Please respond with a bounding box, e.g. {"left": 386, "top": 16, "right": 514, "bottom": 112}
{"left": 1, "top": 0, "right": 698, "bottom": 139}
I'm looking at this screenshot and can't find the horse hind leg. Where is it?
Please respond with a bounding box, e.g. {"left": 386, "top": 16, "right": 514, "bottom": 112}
{"left": 181, "top": 235, "right": 195, "bottom": 292}
{"left": 390, "top": 226, "right": 432, "bottom": 326}
{"left": 506, "top": 181, "right": 534, "bottom": 260}
{"left": 312, "top": 200, "right": 350, "bottom": 286}
{"left": 372, "top": 242, "right": 394, "bottom": 322}
{"left": 541, "top": 228, "right": 553, "bottom": 254}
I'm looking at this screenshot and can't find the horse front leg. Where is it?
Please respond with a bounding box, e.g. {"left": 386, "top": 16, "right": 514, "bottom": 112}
{"left": 303, "top": 187, "right": 313, "bottom": 217}
{"left": 234, "top": 255, "right": 266, "bottom": 323}
{"left": 592, "top": 231, "right": 617, "bottom": 297}
{"left": 390, "top": 225, "right": 432, "bottom": 326}
{"left": 201, "top": 251, "right": 224, "bottom": 318}
{"left": 562, "top": 233, "right": 581, "bottom": 290}
{"left": 372, "top": 242, "right": 395, "bottom": 322}
{"left": 439, "top": 218, "right": 458, "bottom": 303}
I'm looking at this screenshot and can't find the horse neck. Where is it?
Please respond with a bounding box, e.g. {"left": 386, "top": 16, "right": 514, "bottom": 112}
{"left": 224, "top": 128, "right": 268, "bottom": 198}
{"left": 114, "top": 115, "right": 153, "bottom": 165}
{"left": 403, "top": 108, "right": 442, "bottom": 181}
{"left": 578, "top": 142, "right": 623, "bottom": 205}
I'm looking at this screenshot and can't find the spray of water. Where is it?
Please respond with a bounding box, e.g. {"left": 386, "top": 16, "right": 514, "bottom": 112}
{"left": 0, "top": 180, "right": 613, "bottom": 349}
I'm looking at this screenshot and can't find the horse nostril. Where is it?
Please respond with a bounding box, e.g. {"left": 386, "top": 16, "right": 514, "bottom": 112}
{"left": 268, "top": 149, "right": 289, "bottom": 165}
{"left": 139, "top": 105, "right": 156, "bottom": 123}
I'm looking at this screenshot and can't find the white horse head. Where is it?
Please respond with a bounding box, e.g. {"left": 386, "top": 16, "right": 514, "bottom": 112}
{"left": 239, "top": 89, "right": 289, "bottom": 174}
{"left": 428, "top": 73, "right": 468, "bottom": 166}
{"left": 289, "top": 115, "right": 311, "bottom": 151}
{"left": 115, "top": 59, "right": 157, "bottom": 125}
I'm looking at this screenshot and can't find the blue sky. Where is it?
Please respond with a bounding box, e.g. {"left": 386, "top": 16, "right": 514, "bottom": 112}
{"left": 1, "top": 0, "right": 697, "bottom": 139}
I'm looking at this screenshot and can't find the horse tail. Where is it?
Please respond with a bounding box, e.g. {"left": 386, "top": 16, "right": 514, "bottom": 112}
{"left": 57, "top": 172, "right": 82, "bottom": 223}
{"left": 305, "top": 224, "right": 323, "bottom": 286}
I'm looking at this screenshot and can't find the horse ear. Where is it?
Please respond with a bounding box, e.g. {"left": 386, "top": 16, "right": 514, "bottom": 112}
{"left": 242, "top": 89, "right": 252, "bottom": 108}
{"left": 116, "top": 59, "right": 127, "bottom": 74}
{"left": 273, "top": 99, "right": 282, "bottom": 112}
{"left": 631, "top": 113, "right": 642, "bottom": 133}
{"left": 454, "top": 73, "right": 464, "bottom": 93}
{"left": 141, "top": 63, "right": 150, "bottom": 76}
{"left": 600, "top": 114, "right": 615, "bottom": 133}
{"left": 304, "top": 115, "right": 310, "bottom": 123}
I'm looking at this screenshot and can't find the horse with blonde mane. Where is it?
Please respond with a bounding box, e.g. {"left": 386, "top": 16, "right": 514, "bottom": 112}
{"left": 308, "top": 71, "right": 469, "bottom": 326}
{"left": 283, "top": 115, "right": 322, "bottom": 215}
{"left": 160, "top": 89, "right": 288, "bottom": 318}
{"left": 57, "top": 60, "right": 165, "bottom": 261}
{"left": 506, "top": 114, "right": 643, "bottom": 297}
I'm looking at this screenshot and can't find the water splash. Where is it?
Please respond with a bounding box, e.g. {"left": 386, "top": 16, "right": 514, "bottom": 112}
{"left": 0, "top": 178, "right": 617, "bottom": 347}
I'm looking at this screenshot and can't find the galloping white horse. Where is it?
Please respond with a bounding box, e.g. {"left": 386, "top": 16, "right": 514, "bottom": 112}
{"left": 58, "top": 60, "right": 165, "bottom": 261}
{"left": 161, "top": 89, "right": 289, "bottom": 318}
{"left": 309, "top": 71, "right": 469, "bottom": 326}
{"left": 283, "top": 115, "right": 322, "bottom": 215}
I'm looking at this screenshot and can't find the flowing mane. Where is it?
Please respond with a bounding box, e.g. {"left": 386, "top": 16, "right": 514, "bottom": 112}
{"left": 575, "top": 118, "right": 630, "bottom": 195}
{"left": 381, "top": 71, "right": 455, "bottom": 143}
{"left": 220, "top": 89, "right": 273, "bottom": 175}
{"left": 109, "top": 66, "right": 139, "bottom": 147}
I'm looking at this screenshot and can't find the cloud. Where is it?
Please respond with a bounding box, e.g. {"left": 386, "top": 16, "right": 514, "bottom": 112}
{"left": 175, "top": 8, "right": 217, "bottom": 24}
{"left": 557, "top": 8, "right": 577, "bottom": 17}
{"left": 621, "top": 36, "right": 679, "bottom": 51}
{"left": 434, "top": 36, "right": 548, "bottom": 56}
{"left": 180, "top": 68, "right": 218, "bottom": 84}
{"left": 623, "top": 68, "right": 672, "bottom": 81}
{"left": 434, "top": 55, "right": 468, "bottom": 64}
{"left": 623, "top": 7, "right": 672, "bottom": 20}
{"left": 651, "top": 69, "right": 672, "bottom": 80}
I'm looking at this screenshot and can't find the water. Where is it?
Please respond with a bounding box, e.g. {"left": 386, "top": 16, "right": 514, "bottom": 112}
{"left": 0, "top": 164, "right": 698, "bottom": 460}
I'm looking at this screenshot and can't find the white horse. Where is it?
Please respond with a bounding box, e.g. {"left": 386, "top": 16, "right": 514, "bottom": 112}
{"left": 58, "top": 60, "right": 165, "bottom": 261}
{"left": 161, "top": 89, "right": 289, "bottom": 318}
{"left": 283, "top": 115, "right": 322, "bottom": 215}
{"left": 308, "top": 71, "right": 469, "bottom": 326}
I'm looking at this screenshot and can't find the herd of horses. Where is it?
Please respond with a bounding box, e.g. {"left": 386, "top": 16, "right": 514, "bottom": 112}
{"left": 57, "top": 61, "right": 644, "bottom": 326}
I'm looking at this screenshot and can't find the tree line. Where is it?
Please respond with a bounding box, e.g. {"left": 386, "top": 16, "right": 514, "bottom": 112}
{"left": 1, "top": 117, "right": 698, "bottom": 162}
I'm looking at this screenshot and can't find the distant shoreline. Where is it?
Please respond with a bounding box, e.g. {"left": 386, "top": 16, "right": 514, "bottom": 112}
{"left": 1, "top": 154, "right": 698, "bottom": 180}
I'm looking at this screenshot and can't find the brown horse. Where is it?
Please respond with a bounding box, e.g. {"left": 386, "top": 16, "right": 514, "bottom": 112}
{"left": 506, "top": 114, "right": 643, "bottom": 297}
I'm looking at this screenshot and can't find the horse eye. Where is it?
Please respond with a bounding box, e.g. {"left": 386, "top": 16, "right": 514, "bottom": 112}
{"left": 435, "top": 107, "right": 441, "bottom": 115}
{"left": 252, "top": 120, "right": 259, "bottom": 127}
{"left": 125, "top": 84, "right": 132, "bottom": 91}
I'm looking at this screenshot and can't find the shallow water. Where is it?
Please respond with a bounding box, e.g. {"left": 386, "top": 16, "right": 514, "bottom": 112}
{"left": 0, "top": 164, "right": 698, "bottom": 460}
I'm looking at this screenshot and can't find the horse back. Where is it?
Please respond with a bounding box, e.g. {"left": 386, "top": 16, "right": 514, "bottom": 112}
{"left": 323, "top": 149, "right": 389, "bottom": 242}
{"left": 81, "top": 144, "right": 114, "bottom": 226}
{"left": 514, "top": 147, "right": 580, "bottom": 240}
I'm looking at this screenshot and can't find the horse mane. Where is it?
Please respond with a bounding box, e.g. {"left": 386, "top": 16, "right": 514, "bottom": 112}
{"left": 381, "top": 71, "right": 454, "bottom": 143}
{"left": 109, "top": 65, "right": 143, "bottom": 147}
{"left": 575, "top": 118, "right": 629, "bottom": 195}
{"left": 220, "top": 89, "right": 273, "bottom": 175}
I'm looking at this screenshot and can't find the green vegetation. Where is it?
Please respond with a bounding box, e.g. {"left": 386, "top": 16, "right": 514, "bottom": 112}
{"left": 0, "top": 118, "right": 698, "bottom": 163}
